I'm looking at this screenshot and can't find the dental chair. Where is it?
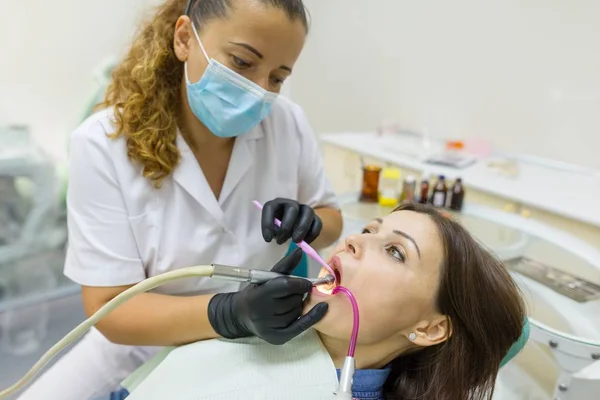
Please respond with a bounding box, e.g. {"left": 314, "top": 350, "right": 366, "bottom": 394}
{"left": 501, "top": 319, "right": 530, "bottom": 368}
{"left": 528, "top": 319, "right": 600, "bottom": 400}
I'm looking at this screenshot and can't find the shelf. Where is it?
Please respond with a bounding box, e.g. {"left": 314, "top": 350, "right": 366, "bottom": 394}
{"left": 321, "top": 132, "right": 600, "bottom": 229}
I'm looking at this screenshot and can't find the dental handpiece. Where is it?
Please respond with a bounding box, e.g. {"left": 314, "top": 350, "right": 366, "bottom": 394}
{"left": 211, "top": 264, "right": 334, "bottom": 286}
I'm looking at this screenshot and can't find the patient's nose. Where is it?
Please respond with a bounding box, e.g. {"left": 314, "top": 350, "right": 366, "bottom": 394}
{"left": 345, "top": 234, "right": 363, "bottom": 259}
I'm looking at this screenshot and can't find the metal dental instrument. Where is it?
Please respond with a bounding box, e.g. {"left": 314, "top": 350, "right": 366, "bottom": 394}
{"left": 309, "top": 276, "right": 336, "bottom": 286}
{"left": 211, "top": 264, "right": 335, "bottom": 286}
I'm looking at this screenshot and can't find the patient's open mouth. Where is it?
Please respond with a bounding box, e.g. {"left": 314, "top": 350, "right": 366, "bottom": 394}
{"left": 316, "top": 256, "right": 342, "bottom": 295}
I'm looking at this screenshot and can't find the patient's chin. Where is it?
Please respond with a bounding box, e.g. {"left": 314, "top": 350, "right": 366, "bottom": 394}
{"left": 303, "top": 295, "right": 342, "bottom": 335}
{"left": 303, "top": 295, "right": 330, "bottom": 323}
{"left": 302, "top": 293, "right": 320, "bottom": 313}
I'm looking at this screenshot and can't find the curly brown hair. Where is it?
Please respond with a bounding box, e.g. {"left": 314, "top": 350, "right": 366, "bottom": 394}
{"left": 100, "top": 0, "right": 186, "bottom": 188}
{"left": 99, "top": 0, "right": 308, "bottom": 188}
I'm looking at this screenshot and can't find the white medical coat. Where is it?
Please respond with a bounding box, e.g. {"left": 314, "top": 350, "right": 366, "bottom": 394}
{"left": 62, "top": 95, "right": 338, "bottom": 367}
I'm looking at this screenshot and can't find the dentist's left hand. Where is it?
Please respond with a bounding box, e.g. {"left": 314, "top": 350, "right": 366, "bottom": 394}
{"left": 261, "top": 198, "right": 323, "bottom": 245}
{"left": 207, "top": 248, "right": 328, "bottom": 345}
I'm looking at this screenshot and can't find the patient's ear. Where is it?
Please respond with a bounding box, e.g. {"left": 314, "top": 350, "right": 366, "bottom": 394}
{"left": 408, "top": 315, "right": 451, "bottom": 347}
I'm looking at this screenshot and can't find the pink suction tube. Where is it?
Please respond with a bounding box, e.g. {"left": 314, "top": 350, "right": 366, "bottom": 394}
{"left": 333, "top": 286, "right": 360, "bottom": 357}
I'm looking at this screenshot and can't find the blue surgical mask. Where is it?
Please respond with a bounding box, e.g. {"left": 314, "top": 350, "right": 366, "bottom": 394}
{"left": 185, "top": 23, "right": 278, "bottom": 138}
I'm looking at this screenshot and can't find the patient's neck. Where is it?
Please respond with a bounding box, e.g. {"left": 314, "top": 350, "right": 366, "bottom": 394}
{"left": 317, "top": 331, "right": 409, "bottom": 370}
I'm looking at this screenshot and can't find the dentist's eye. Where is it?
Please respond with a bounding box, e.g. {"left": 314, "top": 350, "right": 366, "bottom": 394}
{"left": 386, "top": 245, "right": 406, "bottom": 262}
{"left": 270, "top": 76, "right": 284, "bottom": 86}
{"left": 231, "top": 55, "right": 251, "bottom": 69}
{"left": 361, "top": 228, "right": 373, "bottom": 234}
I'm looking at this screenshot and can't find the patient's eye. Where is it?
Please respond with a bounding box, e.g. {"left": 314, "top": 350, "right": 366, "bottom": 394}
{"left": 386, "top": 245, "right": 406, "bottom": 263}
{"left": 362, "top": 228, "right": 406, "bottom": 262}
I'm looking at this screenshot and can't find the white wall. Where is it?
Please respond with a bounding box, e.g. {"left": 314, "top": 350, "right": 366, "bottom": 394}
{"left": 0, "top": 0, "right": 161, "bottom": 162}
{"left": 3, "top": 0, "right": 599, "bottom": 169}
{"left": 294, "top": 0, "right": 600, "bottom": 169}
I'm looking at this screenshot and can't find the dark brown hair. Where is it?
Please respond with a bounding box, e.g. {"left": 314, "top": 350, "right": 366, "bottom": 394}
{"left": 384, "top": 203, "right": 526, "bottom": 399}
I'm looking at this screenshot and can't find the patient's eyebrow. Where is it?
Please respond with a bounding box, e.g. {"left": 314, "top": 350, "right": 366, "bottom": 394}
{"left": 393, "top": 230, "right": 421, "bottom": 259}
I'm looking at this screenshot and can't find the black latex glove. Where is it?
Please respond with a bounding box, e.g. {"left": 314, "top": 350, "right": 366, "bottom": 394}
{"left": 261, "top": 198, "right": 323, "bottom": 245}
{"left": 207, "top": 248, "right": 329, "bottom": 345}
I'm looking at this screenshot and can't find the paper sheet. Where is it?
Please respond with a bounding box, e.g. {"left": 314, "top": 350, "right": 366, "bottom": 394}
{"left": 127, "top": 330, "right": 340, "bottom": 400}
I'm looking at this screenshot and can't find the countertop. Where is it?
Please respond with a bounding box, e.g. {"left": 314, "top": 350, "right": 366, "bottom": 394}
{"left": 320, "top": 132, "right": 600, "bottom": 229}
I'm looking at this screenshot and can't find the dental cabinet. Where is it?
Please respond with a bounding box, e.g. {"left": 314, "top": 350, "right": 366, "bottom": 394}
{"left": 319, "top": 131, "right": 600, "bottom": 250}
{"left": 315, "top": 193, "right": 600, "bottom": 399}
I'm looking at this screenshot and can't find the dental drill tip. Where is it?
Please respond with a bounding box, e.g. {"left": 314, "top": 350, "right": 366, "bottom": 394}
{"left": 310, "top": 275, "right": 335, "bottom": 286}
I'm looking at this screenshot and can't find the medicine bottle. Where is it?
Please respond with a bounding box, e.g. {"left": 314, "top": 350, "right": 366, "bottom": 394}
{"left": 399, "top": 176, "right": 416, "bottom": 204}
{"left": 431, "top": 175, "right": 448, "bottom": 207}
{"left": 449, "top": 178, "right": 465, "bottom": 211}
{"left": 418, "top": 179, "right": 430, "bottom": 204}
{"left": 359, "top": 165, "right": 382, "bottom": 203}
{"left": 378, "top": 167, "right": 401, "bottom": 207}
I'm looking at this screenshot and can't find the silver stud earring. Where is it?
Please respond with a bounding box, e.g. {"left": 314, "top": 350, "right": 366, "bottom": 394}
{"left": 408, "top": 332, "right": 416, "bottom": 341}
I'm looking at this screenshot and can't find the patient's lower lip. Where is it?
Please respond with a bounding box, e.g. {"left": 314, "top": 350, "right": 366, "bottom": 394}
{"left": 311, "top": 287, "right": 328, "bottom": 297}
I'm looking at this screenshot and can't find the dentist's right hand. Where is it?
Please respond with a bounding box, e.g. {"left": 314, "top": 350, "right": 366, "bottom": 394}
{"left": 207, "top": 248, "right": 329, "bottom": 345}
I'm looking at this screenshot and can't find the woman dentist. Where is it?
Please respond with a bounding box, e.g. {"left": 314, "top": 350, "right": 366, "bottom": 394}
{"left": 17, "top": 0, "right": 342, "bottom": 398}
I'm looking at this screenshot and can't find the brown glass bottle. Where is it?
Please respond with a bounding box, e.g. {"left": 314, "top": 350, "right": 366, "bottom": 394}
{"left": 418, "top": 179, "right": 429, "bottom": 204}
{"left": 399, "top": 176, "right": 417, "bottom": 204}
{"left": 431, "top": 175, "right": 448, "bottom": 208}
{"left": 359, "top": 165, "right": 382, "bottom": 203}
{"left": 449, "top": 178, "right": 465, "bottom": 211}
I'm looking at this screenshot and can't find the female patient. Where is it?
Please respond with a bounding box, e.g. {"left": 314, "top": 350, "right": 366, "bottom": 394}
{"left": 129, "top": 203, "right": 526, "bottom": 400}
{"left": 306, "top": 203, "right": 526, "bottom": 399}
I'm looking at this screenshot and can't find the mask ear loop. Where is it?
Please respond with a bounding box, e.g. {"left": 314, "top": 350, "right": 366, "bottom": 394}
{"left": 190, "top": 22, "right": 210, "bottom": 63}
{"left": 184, "top": 21, "right": 211, "bottom": 84}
